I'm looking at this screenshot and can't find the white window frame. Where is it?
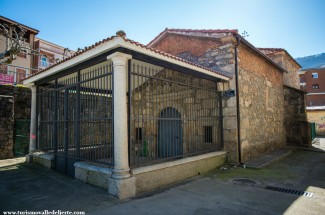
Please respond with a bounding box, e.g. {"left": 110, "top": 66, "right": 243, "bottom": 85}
{"left": 312, "top": 73, "right": 318, "bottom": 78}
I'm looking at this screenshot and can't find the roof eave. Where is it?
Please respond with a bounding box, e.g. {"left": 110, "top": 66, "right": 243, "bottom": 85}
{"left": 24, "top": 37, "right": 230, "bottom": 85}
{"left": 0, "top": 15, "right": 39, "bottom": 34}
{"left": 238, "top": 37, "right": 288, "bottom": 74}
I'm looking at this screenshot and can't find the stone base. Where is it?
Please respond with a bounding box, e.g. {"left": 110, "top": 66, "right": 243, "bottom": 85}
{"left": 26, "top": 154, "right": 33, "bottom": 163}
{"left": 33, "top": 152, "right": 54, "bottom": 169}
{"left": 74, "top": 162, "right": 112, "bottom": 189}
{"left": 132, "top": 151, "right": 226, "bottom": 194}
{"left": 108, "top": 176, "right": 136, "bottom": 200}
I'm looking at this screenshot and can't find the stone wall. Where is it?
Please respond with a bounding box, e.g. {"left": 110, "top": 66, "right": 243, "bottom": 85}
{"left": 0, "top": 85, "right": 31, "bottom": 119}
{"left": 130, "top": 69, "right": 222, "bottom": 160}
{"left": 284, "top": 86, "right": 310, "bottom": 146}
{"left": 151, "top": 33, "right": 238, "bottom": 161}
{"left": 264, "top": 51, "right": 301, "bottom": 89}
{"left": 307, "top": 110, "right": 325, "bottom": 135}
{"left": 0, "top": 85, "right": 31, "bottom": 159}
{"left": 0, "top": 96, "right": 14, "bottom": 159}
{"left": 238, "top": 44, "right": 286, "bottom": 162}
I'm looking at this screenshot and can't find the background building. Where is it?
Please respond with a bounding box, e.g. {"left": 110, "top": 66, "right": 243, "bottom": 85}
{"left": 34, "top": 38, "right": 74, "bottom": 71}
{"left": 299, "top": 68, "right": 325, "bottom": 135}
{"left": 0, "top": 16, "right": 39, "bottom": 85}
{"left": 0, "top": 16, "right": 74, "bottom": 85}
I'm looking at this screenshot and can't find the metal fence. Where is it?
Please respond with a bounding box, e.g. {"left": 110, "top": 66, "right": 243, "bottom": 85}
{"left": 129, "top": 61, "right": 222, "bottom": 167}
{"left": 14, "top": 119, "right": 30, "bottom": 156}
{"left": 37, "top": 62, "right": 113, "bottom": 168}
{"left": 36, "top": 59, "right": 222, "bottom": 170}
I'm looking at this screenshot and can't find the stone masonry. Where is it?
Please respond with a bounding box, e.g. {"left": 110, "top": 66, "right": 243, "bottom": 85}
{"left": 152, "top": 33, "right": 238, "bottom": 161}
{"left": 259, "top": 49, "right": 301, "bottom": 90}
{"left": 0, "top": 95, "right": 14, "bottom": 159}
{"left": 284, "top": 86, "right": 310, "bottom": 146}
{"left": 238, "top": 44, "right": 286, "bottom": 162}
{"left": 150, "top": 30, "right": 294, "bottom": 162}
{"left": 0, "top": 85, "right": 31, "bottom": 120}
{"left": 0, "top": 85, "right": 31, "bottom": 159}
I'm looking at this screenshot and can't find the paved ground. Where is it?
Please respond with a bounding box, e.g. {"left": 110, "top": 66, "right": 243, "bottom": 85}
{"left": 313, "top": 136, "right": 325, "bottom": 151}
{"left": 1, "top": 149, "right": 325, "bottom": 215}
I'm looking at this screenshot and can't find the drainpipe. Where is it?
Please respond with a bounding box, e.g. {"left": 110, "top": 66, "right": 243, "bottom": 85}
{"left": 234, "top": 34, "right": 242, "bottom": 165}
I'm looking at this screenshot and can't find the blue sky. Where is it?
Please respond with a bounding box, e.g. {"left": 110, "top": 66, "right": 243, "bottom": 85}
{"left": 1, "top": 0, "right": 324, "bottom": 58}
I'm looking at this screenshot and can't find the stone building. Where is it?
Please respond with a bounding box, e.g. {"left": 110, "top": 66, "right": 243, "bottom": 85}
{"left": 148, "top": 28, "right": 308, "bottom": 162}
{"left": 23, "top": 33, "right": 229, "bottom": 199}
{"left": 23, "top": 29, "right": 309, "bottom": 199}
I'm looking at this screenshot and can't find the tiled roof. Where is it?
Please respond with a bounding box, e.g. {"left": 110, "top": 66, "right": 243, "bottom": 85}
{"left": 258, "top": 48, "right": 301, "bottom": 68}
{"left": 258, "top": 48, "right": 284, "bottom": 55}
{"left": 306, "top": 106, "right": 325, "bottom": 110}
{"left": 148, "top": 28, "right": 238, "bottom": 47}
{"left": 0, "top": 15, "right": 39, "bottom": 34}
{"left": 24, "top": 35, "right": 232, "bottom": 81}
{"left": 147, "top": 28, "right": 290, "bottom": 74}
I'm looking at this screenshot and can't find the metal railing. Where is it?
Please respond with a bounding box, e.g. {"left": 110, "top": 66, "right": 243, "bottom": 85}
{"left": 37, "top": 62, "right": 114, "bottom": 166}
{"left": 0, "top": 65, "right": 38, "bottom": 85}
{"left": 129, "top": 61, "right": 223, "bottom": 167}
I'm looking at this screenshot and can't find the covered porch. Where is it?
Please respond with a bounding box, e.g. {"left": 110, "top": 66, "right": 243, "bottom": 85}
{"left": 23, "top": 33, "right": 230, "bottom": 199}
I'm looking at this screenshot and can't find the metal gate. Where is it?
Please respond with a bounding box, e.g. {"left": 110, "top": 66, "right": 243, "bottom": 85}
{"left": 14, "top": 119, "right": 30, "bottom": 156}
{"left": 129, "top": 60, "right": 223, "bottom": 167}
{"left": 37, "top": 62, "right": 113, "bottom": 176}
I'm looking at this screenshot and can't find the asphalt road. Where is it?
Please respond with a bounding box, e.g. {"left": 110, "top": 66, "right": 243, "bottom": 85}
{"left": 1, "top": 149, "right": 324, "bottom": 215}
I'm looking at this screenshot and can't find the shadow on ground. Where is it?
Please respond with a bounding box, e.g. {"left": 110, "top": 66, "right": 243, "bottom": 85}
{"left": 1, "top": 149, "right": 324, "bottom": 215}
{"left": 0, "top": 163, "right": 118, "bottom": 212}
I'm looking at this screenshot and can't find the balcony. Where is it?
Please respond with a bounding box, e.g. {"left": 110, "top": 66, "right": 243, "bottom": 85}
{"left": 0, "top": 66, "right": 36, "bottom": 85}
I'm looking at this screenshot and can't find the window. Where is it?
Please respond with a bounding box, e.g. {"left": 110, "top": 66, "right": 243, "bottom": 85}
{"left": 312, "top": 73, "right": 318, "bottom": 78}
{"left": 204, "top": 126, "right": 213, "bottom": 143}
{"left": 312, "top": 84, "right": 319, "bottom": 89}
{"left": 41, "top": 56, "right": 48, "bottom": 67}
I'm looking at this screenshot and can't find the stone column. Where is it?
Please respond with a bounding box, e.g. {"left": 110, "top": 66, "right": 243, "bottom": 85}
{"left": 107, "top": 52, "right": 135, "bottom": 199}
{"left": 26, "top": 85, "right": 37, "bottom": 163}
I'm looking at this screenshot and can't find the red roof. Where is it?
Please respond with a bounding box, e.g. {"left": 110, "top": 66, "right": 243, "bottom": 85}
{"left": 258, "top": 48, "right": 301, "bottom": 68}
{"left": 148, "top": 28, "right": 238, "bottom": 47}
{"left": 24, "top": 35, "right": 232, "bottom": 81}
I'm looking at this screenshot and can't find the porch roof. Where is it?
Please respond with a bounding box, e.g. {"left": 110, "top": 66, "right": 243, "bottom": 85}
{"left": 23, "top": 34, "right": 231, "bottom": 85}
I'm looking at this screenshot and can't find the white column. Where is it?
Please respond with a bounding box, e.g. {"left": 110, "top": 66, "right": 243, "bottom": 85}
{"left": 107, "top": 52, "right": 132, "bottom": 179}
{"left": 27, "top": 85, "right": 37, "bottom": 162}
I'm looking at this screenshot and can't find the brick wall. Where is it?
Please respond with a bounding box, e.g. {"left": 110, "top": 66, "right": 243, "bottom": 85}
{"left": 304, "top": 68, "right": 325, "bottom": 106}
{"left": 0, "top": 96, "right": 14, "bottom": 159}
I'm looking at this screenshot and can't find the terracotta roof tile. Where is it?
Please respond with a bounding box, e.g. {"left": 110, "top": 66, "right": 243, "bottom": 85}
{"left": 258, "top": 48, "right": 285, "bottom": 55}
{"left": 258, "top": 48, "right": 301, "bottom": 68}
{"left": 24, "top": 35, "right": 232, "bottom": 81}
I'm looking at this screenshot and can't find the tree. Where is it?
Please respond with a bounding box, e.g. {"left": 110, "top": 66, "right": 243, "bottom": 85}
{"left": 0, "top": 23, "right": 39, "bottom": 64}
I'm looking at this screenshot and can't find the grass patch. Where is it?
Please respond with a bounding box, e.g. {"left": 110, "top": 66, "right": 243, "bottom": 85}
{"left": 205, "top": 159, "right": 299, "bottom": 184}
